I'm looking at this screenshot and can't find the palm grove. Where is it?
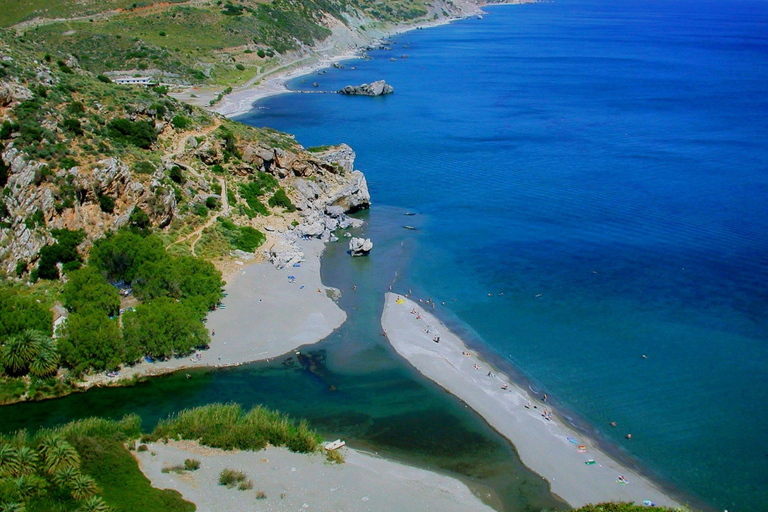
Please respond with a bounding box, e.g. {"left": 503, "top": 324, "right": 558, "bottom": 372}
{"left": 1, "top": 226, "right": 222, "bottom": 382}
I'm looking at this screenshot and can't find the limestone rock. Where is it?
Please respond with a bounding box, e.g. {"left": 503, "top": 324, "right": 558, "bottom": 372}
{"left": 339, "top": 80, "right": 394, "bottom": 96}
{"left": 267, "top": 238, "right": 304, "bottom": 269}
{"left": 349, "top": 237, "right": 373, "bottom": 256}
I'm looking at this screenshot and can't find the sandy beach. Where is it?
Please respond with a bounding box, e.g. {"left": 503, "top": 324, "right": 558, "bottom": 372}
{"left": 135, "top": 439, "right": 495, "bottom": 512}
{"left": 381, "top": 293, "right": 683, "bottom": 509}
{"left": 81, "top": 239, "right": 345, "bottom": 386}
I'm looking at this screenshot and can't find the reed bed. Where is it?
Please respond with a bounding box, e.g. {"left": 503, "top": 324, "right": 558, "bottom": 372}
{"left": 150, "top": 403, "right": 322, "bottom": 453}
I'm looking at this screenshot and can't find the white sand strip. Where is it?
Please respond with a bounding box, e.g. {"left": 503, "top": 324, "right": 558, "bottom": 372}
{"left": 136, "top": 440, "right": 495, "bottom": 512}
{"left": 82, "top": 240, "right": 344, "bottom": 386}
{"left": 381, "top": 293, "right": 682, "bottom": 509}
{"left": 203, "top": 239, "right": 346, "bottom": 366}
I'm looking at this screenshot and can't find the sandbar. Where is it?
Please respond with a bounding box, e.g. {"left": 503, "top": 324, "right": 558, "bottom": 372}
{"left": 381, "top": 293, "right": 682, "bottom": 509}
{"left": 135, "top": 439, "right": 495, "bottom": 512}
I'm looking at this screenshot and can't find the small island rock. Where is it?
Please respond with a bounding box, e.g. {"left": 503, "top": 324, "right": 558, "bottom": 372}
{"left": 338, "top": 80, "right": 394, "bottom": 96}
{"left": 349, "top": 237, "right": 374, "bottom": 256}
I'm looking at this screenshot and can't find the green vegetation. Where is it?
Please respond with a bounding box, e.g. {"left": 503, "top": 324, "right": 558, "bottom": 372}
{"left": 0, "top": 413, "right": 194, "bottom": 512}
{"left": 216, "top": 217, "right": 265, "bottom": 253}
{"left": 573, "top": 504, "right": 682, "bottom": 512}
{"left": 36, "top": 229, "right": 85, "bottom": 280}
{"left": 151, "top": 403, "right": 322, "bottom": 453}
{"left": 218, "top": 468, "right": 250, "bottom": 490}
{"left": 238, "top": 171, "right": 278, "bottom": 217}
{"left": 107, "top": 118, "right": 158, "bottom": 149}
{"left": 268, "top": 188, "right": 296, "bottom": 212}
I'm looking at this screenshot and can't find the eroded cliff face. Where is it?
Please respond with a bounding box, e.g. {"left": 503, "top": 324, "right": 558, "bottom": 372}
{"left": 0, "top": 124, "right": 369, "bottom": 274}
{"left": 239, "top": 142, "right": 370, "bottom": 268}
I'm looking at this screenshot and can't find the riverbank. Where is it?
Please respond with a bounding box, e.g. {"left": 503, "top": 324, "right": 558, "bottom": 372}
{"left": 135, "top": 439, "right": 496, "bottom": 512}
{"left": 381, "top": 293, "right": 683, "bottom": 509}
{"left": 80, "top": 239, "right": 345, "bottom": 388}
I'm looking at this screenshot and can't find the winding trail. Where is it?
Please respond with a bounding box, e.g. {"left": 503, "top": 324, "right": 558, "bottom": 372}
{"left": 163, "top": 118, "right": 226, "bottom": 257}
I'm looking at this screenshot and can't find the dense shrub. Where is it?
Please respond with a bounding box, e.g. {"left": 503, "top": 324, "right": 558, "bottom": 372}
{"left": 0, "top": 286, "right": 52, "bottom": 340}
{"left": 37, "top": 229, "right": 85, "bottom": 280}
{"left": 107, "top": 118, "right": 158, "bottom": 149}
{"left": 268, "top": 188, "right": 296, "bottom": 211}
{"left": 98, "top": 194, "right": 115, "bottom": 213}
{"left": 171, "top": 115, "right": 192, "bottom": 130}
{"left": 169, "top": 166, "right": 184, "bottom": 184}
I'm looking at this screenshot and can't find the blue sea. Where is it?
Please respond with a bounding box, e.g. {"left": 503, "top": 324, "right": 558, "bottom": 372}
{"left": 237, "top": 0, "right": 768, "bottom": 510}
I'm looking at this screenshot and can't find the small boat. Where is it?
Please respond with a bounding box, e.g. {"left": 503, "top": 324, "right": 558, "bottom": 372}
{"left": 403, "top": 225, "right": 417, "bottom": 230}
{"left": 324, "top": 439, "right": 346, "bottom": 451}
{"left": 404, "top": 212, "right": 416, "bottom": 216}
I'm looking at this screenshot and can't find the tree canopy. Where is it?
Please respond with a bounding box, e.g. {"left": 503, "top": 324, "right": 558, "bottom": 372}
{"left": 58, "top": 310, "right": 126, "bottom": 374}
{"left": 123, "top": 298, "right": 209, "bottom": 360}
{"left": 62, "top": 266, "right": 120, "bottom": 317}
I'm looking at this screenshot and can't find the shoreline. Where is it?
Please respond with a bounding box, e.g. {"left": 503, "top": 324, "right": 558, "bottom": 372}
{"left": 205, "top": 4, "right": 499, "bottom": 119}
{"left": 381, "top": 292, "right": 684, "bottom": 509}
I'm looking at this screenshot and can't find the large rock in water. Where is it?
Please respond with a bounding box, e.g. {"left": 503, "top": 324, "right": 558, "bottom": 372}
{"left": 349, "top": 237, "right": 373, "bottom": 256}
{"left": 338, "top": 80, "right": 394, "bottom": 96}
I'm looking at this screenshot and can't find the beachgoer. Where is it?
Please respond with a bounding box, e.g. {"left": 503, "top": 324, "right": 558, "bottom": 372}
{"left": 626, "top": 434, "right": 632, "bottom": 440}
{"left": 487, "top": 371, "right": 492, "bottom": 377}
{"left": 525, "top": 401, "right": 531, "bottom": 408}
{"left": 542, "top": 393, "right": 548, "bottom": 402}
{"left": 610, "top": 421, "right": 617, "bottom": 427}
{"left": 212, "top": 330, "right": 215, "bottom": 336}
{"left": 501, "top": 383, "right": 509, "bottom": 390}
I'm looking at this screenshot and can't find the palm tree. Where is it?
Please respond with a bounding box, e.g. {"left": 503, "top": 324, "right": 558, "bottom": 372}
{"left": 76, "top": 496, "right": 109, "bottom": 512}
{"left": 13, "top": 474, "right": 47, "bottom": 499}
{"left": 1, "top": 330, "right": 47, "bottom": 376}
{"left": 11, "top": 447, "right": 38, "bottom": 477}
{"left": 52, "top": 465, "right": 80, "bottom": 488}
{"left": 70, "top": 474, "right": 99, "bottom": 500}
{"left": 39, "top": 438, "right": 79, "bottom": 475}
{"left": 0, "top": 443, "right": 17, "bottom": 477}
{"left": 28, "top": 339, "right": 59, "bottom": 378}
{"left": 0, "top": 502, "right": 27, "bottom": 512}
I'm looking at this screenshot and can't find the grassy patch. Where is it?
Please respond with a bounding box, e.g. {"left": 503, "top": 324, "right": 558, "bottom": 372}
{"left": 74, "top": 436, "right": 195, "bottom": 512}
{"left": 0, "top": 377, "right": 27, "bottom": 404}
{"left": 150, "top": 403, "right": 322, "bottom": 453}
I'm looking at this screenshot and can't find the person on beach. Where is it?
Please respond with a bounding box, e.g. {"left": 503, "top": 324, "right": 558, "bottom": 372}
{"left": 542, "top": 393, "right": 548, "bottom": 402}
{"left": 501, "top": 383, "right": 509, "bottom": 390}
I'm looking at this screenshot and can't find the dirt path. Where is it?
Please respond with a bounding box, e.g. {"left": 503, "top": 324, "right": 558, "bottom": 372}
{"left": 164, "top": 118, "right": 226, "bottom": 256}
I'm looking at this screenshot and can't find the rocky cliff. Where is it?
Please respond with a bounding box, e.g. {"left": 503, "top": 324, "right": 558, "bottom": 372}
{"left": 0, "top": 39, "right": 369, "bottom": 277}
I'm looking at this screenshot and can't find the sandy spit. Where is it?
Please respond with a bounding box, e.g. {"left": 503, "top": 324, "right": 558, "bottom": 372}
{"left": 381, "top": 293, "right": 683, "bottom": 509}
{"left": 81, "top": 239, "right": 345, "bottom": 387}
{"left": 135, "top": 440, "right": 495, "bottom": 512}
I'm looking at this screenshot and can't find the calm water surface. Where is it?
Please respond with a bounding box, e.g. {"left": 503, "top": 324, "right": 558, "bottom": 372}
{"left": 236, "top": 1, "right": 768, "bottom": 510}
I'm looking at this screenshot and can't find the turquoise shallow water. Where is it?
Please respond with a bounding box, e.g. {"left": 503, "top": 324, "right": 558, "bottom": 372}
{"left": 237, "top": 1, "right": 768, "bottom": 510}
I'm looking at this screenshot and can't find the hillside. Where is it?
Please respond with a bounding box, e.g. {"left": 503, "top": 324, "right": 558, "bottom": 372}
{"left": 4, "top": 0, "right": 492, "bottom": 93}
{"left": 0, "top": 23, "right": 372, "bottom": 402}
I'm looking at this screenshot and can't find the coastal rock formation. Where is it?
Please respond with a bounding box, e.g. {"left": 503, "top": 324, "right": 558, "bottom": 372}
{"left": 349, "top": 237, "right": 373, "bottom": 256}
{"left": 339, "top": 80, "right": 394, "bottom": 96}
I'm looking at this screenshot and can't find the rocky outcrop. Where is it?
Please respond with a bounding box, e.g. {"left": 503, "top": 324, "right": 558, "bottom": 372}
{"left": 339, "top": 80, "right": 394, "bottom": 96}
{"left": 349, "top": 237, "right": 373, "bottom": 256}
